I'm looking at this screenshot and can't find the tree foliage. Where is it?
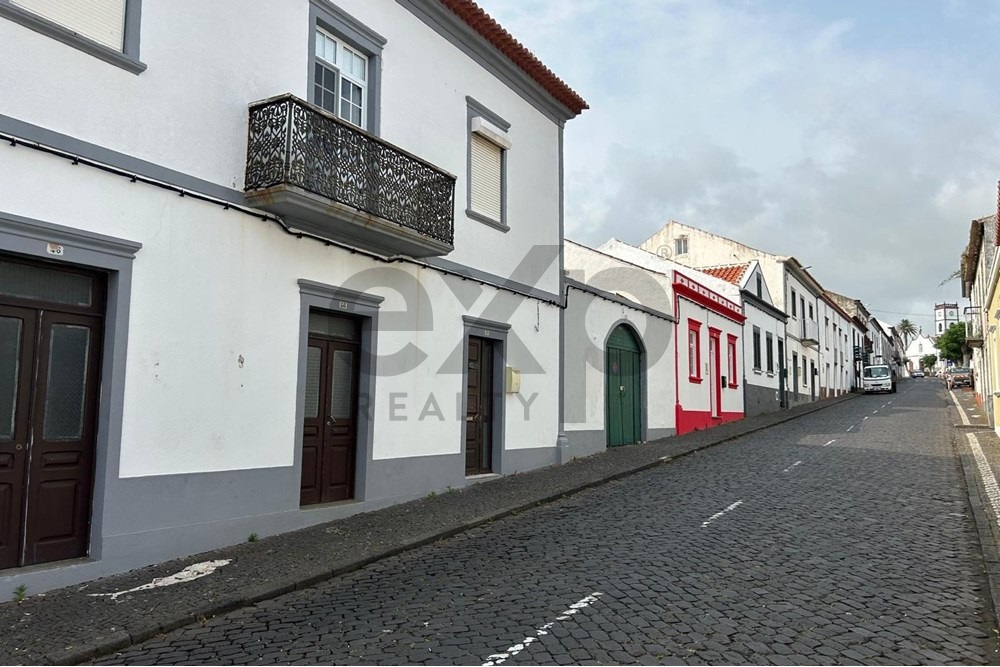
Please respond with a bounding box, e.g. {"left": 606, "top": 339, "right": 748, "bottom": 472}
{"left": 934, "top": 323, "right": 966, "bottom": 363}
{"left": 920, "top": 354, "right": 938, "bottom": 370}
{"left": 897, "top": 319, "right": 917, "bottom": 345}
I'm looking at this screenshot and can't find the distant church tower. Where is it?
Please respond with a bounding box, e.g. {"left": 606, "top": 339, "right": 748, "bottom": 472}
{"left": 934, "top": 302, "right": 959, "bottom": 335}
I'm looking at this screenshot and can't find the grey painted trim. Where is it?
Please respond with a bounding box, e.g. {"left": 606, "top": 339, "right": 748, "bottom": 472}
{"left": 0, "top": 0, "right": 145, "bottom": 74}
{"left": 2, "top": 115, "right": 564, "bottom": 307}
{"left": 396, "top": 0, "right": 574, "bottom": 125}
{"left": 466, "top": 96, "right": 511, "bottom": 131}
{"left": 556, "top": 123, "right": 568, "bottom": 462}
{"left": 0, "top": 210, "right": 140, "bottom": 564}
{"left": 0, "top": 114, "right": 245, "bottom": 203}
{"left": 647, "top": 427, "right": 676, "bottom": 442}
{"left": 462, "top": 315, "right": 512, "bottom": 332}
{"left": 466, "top": 208, "right": 509, "bottom": 233}
{"left": 309, "top": 0, "right": 385, "bottom": 136}
{"left": 423, "top": 255, "right": 560, "bottom": 304}
{"left": 502, "top": 446, "right": 557, "bottom": 473}
{"left": 296, "top": 280, "right": 381, "bottom": 502}
{"left": 298, "top": 279, "right": 385, "bottom": 308}
{"left": 466, "top": 99, "right": 508, "bottom": 231}
{"left": 565, "top": 278, "right": 675, "bottom": 322}
{"left": 460, "top": 318, "right": 508, "bottom": 475}
{"left": 741, "top": 289, "right": 788, "bottom": 321}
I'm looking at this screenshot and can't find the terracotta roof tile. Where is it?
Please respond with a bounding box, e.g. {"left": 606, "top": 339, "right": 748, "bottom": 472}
{"left": 700, "top": 263, "right": 750, "bottom": 286}
{"left": 439, "top": 0, "right": 588, "bottom": 116}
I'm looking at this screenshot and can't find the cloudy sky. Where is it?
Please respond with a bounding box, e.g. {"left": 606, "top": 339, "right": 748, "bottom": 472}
{"left": 478, "top": 0, "right": 1000, "bottom": 334}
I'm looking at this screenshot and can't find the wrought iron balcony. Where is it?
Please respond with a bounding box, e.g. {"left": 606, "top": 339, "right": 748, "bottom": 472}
{"left": 244, "top": 94, "right": 455, "bottom": 257}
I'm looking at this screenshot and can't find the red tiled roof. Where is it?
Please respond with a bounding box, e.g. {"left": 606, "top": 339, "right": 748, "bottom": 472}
{"left": 700, "top": 263, "right": 750, "bottom": 286}
{"left": 440, "top": 0, "right": 589, "bottom": 116}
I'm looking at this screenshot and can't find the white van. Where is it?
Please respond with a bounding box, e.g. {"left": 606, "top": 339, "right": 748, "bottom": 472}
{"left": 862, "top": 364, "right": 895, "bottom": 394}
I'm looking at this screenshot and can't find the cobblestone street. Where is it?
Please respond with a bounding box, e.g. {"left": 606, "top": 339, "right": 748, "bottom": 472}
{"left": 96, "top": 381, "right": 999, "bottom": 665}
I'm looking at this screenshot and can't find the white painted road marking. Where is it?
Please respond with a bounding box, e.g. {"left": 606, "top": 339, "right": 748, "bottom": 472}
{"left": 483, "top": 593, "right": 603, "bottom": 666}
{"left": 89, "top": 560, "right": 232, "bottom": 601}
{"left": 847, "top": 425, "right": 854, "bottom": 431}
{"left": 949, "top": 390, "right": 971, "bottom": 426}
{"left": 783, "top": 461, "right": 803, "bottom": 473}
{"left": 873, "top": 410, "right": 878, "bottom": 414}
{"left": 967, "top": 433, "right": 1000, "bottom": 527}
{"left": 823, "top": 439, "right": 836, "bottom": 447}
{"left": 701, "top": 500, "right": 743, "bottom": 527}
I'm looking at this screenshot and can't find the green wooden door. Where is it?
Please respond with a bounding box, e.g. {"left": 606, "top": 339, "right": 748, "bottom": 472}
{"left": 606, "top": 325, "right": 642, "bottom": 447}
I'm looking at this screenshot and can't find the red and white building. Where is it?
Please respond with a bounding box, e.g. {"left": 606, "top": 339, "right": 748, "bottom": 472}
{"left": 672, "top": 271, "right": 746, "bottom": 433}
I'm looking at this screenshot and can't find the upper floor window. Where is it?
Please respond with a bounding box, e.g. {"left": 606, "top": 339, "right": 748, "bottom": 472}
{"left": 790, "top": 289, "right": 797, "bottom": 317}
{"left": 755, "top": 273, "right": 762, "bottom": 298}
{"left": 675, "top": 236, "right": 689, "bottom": 256}
{"left": 808, "top": 302, "right": 813, "bottom": 320}
{"left": 0, "top": 0, "right": 144, "bottom": 73}
{"left": 315, "top": 28, "right": 368, "bottom": 128}
{"left": 309, "top": 2, "right": 385, "bottom": 134}
{"left": 467, "top": 97, "right": 511, "bottom": 231}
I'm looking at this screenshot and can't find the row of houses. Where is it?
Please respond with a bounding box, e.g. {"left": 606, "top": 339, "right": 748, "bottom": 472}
{"left": 960, "top": 214, "right": 1000, "bottom": 427}
{"left": 0, "top": 0, "right": 905, "bottom": 594}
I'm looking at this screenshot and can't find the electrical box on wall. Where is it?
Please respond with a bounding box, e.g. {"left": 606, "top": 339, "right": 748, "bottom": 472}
{"left": 505, "top": 366, "right": 521, "bottom": 394}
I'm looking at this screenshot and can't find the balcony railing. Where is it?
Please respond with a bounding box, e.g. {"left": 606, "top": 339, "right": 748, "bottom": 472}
{"left": 244, "top": 94, "right": 455, "bottom": 257}
{"left": 967, "top": 317, "right": 984, "bottom": 347}
{"left": 800, "top": 319, "right": 820, "bottom": 347}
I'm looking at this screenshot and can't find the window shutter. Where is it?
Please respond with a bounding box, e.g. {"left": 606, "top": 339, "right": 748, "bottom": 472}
{"left": 470, "top": 133, "right": 502, "bottom": 221}
{"left": 12, "top": 0, "right": 126, "bottom": 50}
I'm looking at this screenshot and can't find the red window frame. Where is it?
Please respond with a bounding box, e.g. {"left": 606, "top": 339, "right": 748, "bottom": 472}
{"left": 688, "top": 318, "right": 703, "bottom": 383}
{"left": 727, "top": 333, "right": 738, "bottom": 388}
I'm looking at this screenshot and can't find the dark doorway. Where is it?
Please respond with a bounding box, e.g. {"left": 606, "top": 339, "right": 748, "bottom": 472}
{"left": 0, "top": 256, "right": 104, "bottom": 569}
{"left": 301, "top": 312, "right": 361, "bottom": 506}
{"left": 792, "top": 351, "right": 799, "bottom": 401}
{"left": 606, "top": 324, "right": 642, "bottom": 447}
{"left": 465, "top": 336, "right": 495, "bottom": 476}
{"left": 778, "top": 339, "right": 786, "bottom": 407}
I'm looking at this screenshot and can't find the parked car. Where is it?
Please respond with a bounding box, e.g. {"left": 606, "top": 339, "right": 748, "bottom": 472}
{"left": 946, "top": 367, "right": 972, "bottom": 389}
{"left": 912, "top": 369, "right": 925, "bottom": 378}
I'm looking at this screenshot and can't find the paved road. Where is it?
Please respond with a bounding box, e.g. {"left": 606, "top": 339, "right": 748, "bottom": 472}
{"left": 97, "top": 381, "right": 998, "bottom": 665}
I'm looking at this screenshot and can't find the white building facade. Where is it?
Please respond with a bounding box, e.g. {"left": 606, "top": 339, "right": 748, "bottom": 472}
{"left": 641, "top": 222, "right": 823, "bottom": 407}
{"left": 0, "top": 0, "right": 586, "bottom": 593}
{"left": 562, "top": 242, "right": 676, "bottom": 458}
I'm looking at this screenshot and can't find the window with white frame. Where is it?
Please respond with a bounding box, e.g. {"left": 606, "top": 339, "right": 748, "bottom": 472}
{"left": 675, "top": 236, "right": 689, "bottom": 256}
{"left": 467, "top": 100, "right": 511, "bottom": 228}
{"left": 309, "top": 5, "right": 384, "bottom": 133}
{"left": 315, "top": 27, "right": 368, "bottom": 128}
{"left": 688, "top": 320, "right": 702, "bottom": 380}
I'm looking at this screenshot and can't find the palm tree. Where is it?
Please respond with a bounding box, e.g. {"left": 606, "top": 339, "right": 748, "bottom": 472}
{"left": 897, "top": 318, "right": 917, "bottom": 346}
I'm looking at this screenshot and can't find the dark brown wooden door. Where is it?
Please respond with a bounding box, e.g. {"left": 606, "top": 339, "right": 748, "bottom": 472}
{"left": 23, "top": 311, "right": 102, "bottom": 566}
{"left": 301, "top": 332, "right": 360, "bottom": 506}
{"left": 465, "top": 337, "right": 494, "bottom": 476}
{"left": 0, "top": 256, "right": 104, "bottom": 569}
{"left": 0, "top": 305, "right": 35, "bottom": 570}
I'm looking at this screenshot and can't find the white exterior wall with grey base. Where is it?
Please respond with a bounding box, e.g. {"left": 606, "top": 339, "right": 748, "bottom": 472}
{"left": 562, "top": 284, "right": 675, "bottom": 459}
{"left": 0, "top": 0, "right": 574, "bottom": 594}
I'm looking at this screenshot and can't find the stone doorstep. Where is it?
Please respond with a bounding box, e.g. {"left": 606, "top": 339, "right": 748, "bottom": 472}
{"left": 3, "top": 393, "right": 858, "bottom": 666}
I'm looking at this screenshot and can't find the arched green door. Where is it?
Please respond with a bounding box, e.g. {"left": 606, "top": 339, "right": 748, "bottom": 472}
{"left": 606, "top": 324, "right": 643, "bottom": 447}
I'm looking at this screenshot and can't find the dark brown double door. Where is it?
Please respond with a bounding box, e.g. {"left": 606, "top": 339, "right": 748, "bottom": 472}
{"left": 301, "top": 313, "right": 360, "bottom": 505}
{"left": 465, "top": 337, "right": 495, "bottom": 476}
{"left": 0, "top": 257, "right": 104, "bottom": 570}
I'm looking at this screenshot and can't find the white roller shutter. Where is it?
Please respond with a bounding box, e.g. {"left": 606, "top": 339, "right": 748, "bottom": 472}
{"left": 12, "top": 0, "right": 126, "bottom": 51}
{"left": 470, "top": 133, "right": 502, "bottom": 222}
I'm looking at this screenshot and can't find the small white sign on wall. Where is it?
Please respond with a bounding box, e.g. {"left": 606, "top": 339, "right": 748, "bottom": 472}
{"left": 46, "top": 243, "right": 64, "bottom": 256}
